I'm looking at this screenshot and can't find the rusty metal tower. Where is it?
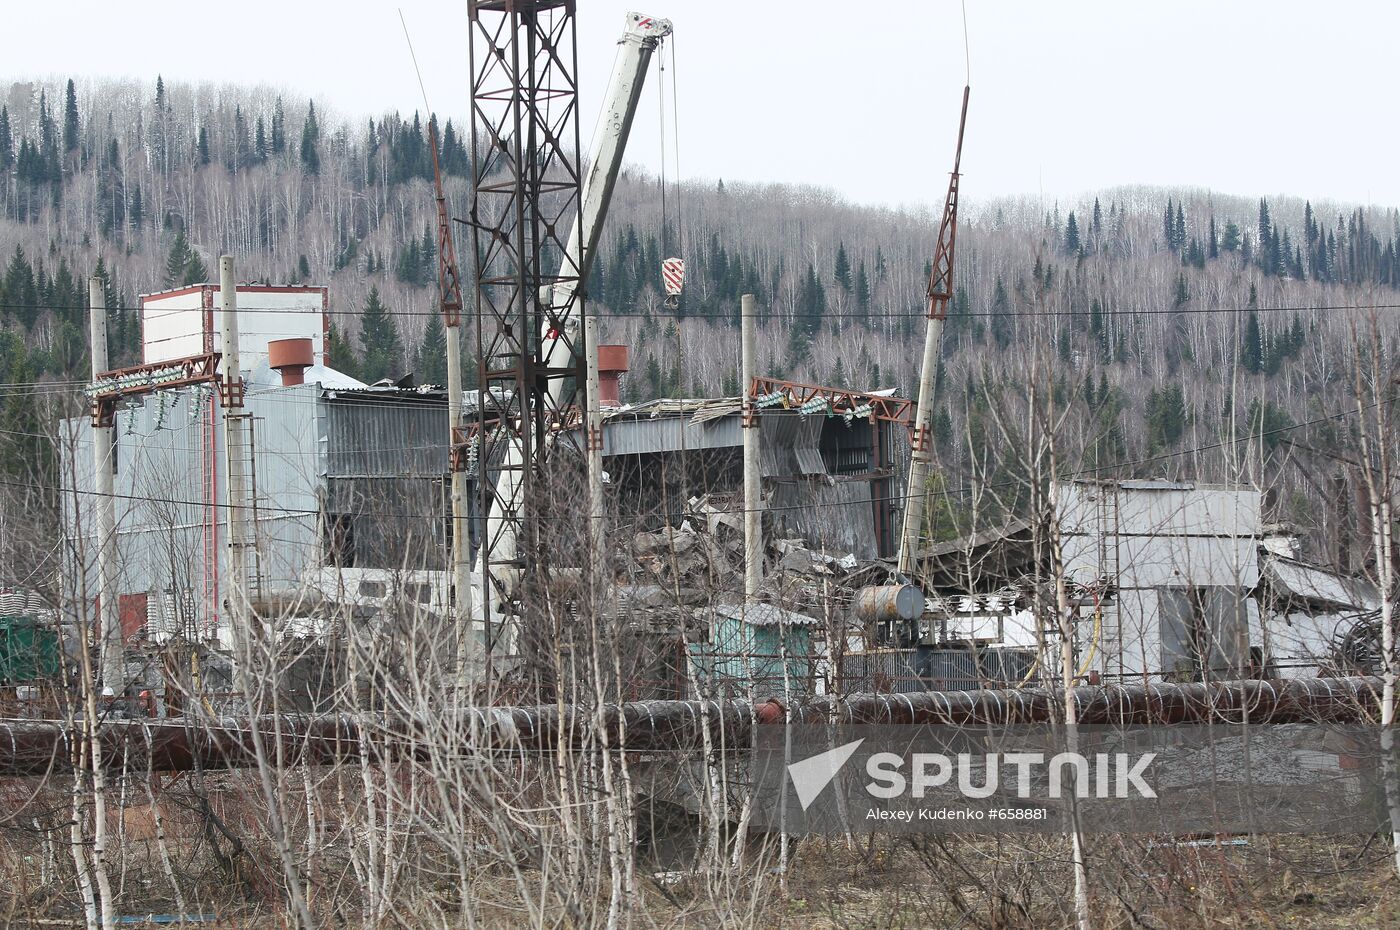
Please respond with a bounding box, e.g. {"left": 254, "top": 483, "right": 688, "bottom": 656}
{"left": 464, "top": 0, "right": 587, "bottom": 642}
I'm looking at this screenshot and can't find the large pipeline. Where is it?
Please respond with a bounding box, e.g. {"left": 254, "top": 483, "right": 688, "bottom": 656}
{"left": 0, "top": 676, "right": 1382, "bottom": 777}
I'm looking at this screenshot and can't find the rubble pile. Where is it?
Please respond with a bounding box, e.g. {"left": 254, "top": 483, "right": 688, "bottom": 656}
{"left": 619, "top": 494, "right": 877, "bottom": 618}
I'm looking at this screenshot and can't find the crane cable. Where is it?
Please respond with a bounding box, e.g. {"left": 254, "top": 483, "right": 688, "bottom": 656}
{"left": 657, "top": 36, "right": 685, "bottom": 309}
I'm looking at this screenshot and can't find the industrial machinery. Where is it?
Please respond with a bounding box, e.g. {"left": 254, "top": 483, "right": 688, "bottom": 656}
{"left": 467, "top": 9, "right": 674, "bottom": 646}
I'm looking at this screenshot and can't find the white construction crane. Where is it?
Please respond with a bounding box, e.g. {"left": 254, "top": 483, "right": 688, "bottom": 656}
{"left": 475, "top": 11, "right": 674, "bottom": 636}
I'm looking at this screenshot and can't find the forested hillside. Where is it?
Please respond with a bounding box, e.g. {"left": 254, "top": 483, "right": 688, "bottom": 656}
{"left": 3, "top": 76, "right": 1399, "bottom": 560}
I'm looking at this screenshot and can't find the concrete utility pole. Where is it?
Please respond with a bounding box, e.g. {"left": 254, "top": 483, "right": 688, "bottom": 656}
{"left": 741, "top": 294, "right": 762, "bottom": 600}
{"left": 88, "top": 276, "right": 123, "bottom": 693}
{"left": 584, "top": 316, "right": 606, "bottom": 571}
{"left": 219, "top": 257, "right": 255, "bottom": 633}
{"left": 445, "top": 320, "right": 476, "bottom": 677}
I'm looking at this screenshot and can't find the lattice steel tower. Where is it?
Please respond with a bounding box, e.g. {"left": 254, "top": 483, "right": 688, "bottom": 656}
{"left": 464, "top": 0, "right": 587, "bottom": 640}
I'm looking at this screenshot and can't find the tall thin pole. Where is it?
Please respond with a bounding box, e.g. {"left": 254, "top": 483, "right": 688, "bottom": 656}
{"left": 88, "top": 276, "right": 123, "bottom": 694}
{"left": 219, "top": 257, "right": 253, "bottom": 637}
{"left": 896, "top": 86, "right": 969, "bottom": 579}
{"left": 741, "top": 294, "right": 762, "bottom": 600}
{"left": 446, "top": 322, "right": 476, "bottom": 683}
{"left": 584, "top": 316, "right": 606, "bottom": 574}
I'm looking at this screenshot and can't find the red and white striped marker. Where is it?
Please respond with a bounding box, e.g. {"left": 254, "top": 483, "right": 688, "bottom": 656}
{"left": 662, "top": 257, "right": 685, "bottom": 296}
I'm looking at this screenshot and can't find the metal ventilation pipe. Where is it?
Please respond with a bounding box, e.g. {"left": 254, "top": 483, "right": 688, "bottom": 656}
{"left": 267, "top": 337, "right": 314, "bottom": 386}
{"left": 597, "top": 345, "right": 628, "bottom": 406}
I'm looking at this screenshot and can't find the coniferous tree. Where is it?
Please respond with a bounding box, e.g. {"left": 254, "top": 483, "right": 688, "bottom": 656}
{"left": 798, "top": 262, "right": 826, "bottom": 335}
{"left": 1064, "top": 211, "right": 1081, "bottom": 255}
{"left": 183, "top": 249, "right": 209, "bottom": 286}
{"left": 1207, "top": 215, "right": 1219, "bottom": 259}
{"left": 254, "top": 116, "right": 267, "bottom": 162}
{"left": 165, "top": 230, "right": 193, "bottom": 285}
{"left": 270, "top": 97, "right": 287, "bottom": 154}
{"left": 197, "top": 125, "right": 210, "bottom": 165}
{"left": 1241, "top": 309, "right": 1263, "bottom": 373}
{"left": 358, "top": 286, "right": 401, "bottom": 381}
{"left": 300, "top": 101, "right": 320, "bottom": 174}
{"left": 855, "top": 260, "right": 870, "bottom": 312}
{"left": 327, "top": 322, "right": 358, "bottom": 379}
{"left": 0, "top": 106, "right": 13, "bottom": 172}
{"left": 1221, "top": 221, "right": 1241, "bottom": 252}
{"left": 1172, "top": 272, "right": 1189, "bottom": 307}
{"left": 990, "top": 275, "right": 1011, "bottom": 348}
{"left": 833, "top": 242, "right": 851, "bottom": 291}
{"left": 415, "top": 313, "right": 448, "bottom": 386}
{"left": 62, "top": 79, "right": 79, "bottom": 158}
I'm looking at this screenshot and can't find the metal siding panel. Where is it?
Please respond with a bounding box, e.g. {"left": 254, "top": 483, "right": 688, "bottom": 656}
{"left": 324, "top": 396, "right": 449, "bottom": 477}
{"left": 600, "top": 413, "right": 741, "bottom": 457}
{"left": 769, "top": 480, "right": 878, "bottom": 559}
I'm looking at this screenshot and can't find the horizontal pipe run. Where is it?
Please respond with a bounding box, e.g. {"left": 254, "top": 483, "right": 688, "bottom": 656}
{"left": 0, "top": 676, "right": 1381, "bottom": 777}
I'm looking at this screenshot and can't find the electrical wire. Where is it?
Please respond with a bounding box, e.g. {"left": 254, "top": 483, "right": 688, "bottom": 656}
{"left": 0, "top": 299, "right": 1395, "bottom": 321}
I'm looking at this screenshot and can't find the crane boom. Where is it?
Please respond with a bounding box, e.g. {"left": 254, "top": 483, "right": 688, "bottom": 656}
{"left": 540, "top": 11, "right": 673, "bottom": 397}
{"left": 896, "top": 85, "right": 970, "bottom": 580}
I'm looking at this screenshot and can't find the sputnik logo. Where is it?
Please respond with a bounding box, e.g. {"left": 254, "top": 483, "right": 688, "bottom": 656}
{"left": 787, "top": 739, "right": 864, "bottom": 811}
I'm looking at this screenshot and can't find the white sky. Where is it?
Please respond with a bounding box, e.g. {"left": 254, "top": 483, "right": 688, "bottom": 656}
{"left": 5, "top": 1, "right": 1399, "bottom": 210}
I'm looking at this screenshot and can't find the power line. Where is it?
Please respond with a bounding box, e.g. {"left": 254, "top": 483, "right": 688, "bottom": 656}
{"left": 1, "top": 299, "right": 1399, "bottom": 322}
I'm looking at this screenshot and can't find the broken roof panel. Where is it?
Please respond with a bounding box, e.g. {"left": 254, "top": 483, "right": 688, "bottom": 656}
{"left": 711, "top": 602, "right": 821, "bottom": 627}
{"left": 1263, "top": 556, "right": 1379, "bottom": 612}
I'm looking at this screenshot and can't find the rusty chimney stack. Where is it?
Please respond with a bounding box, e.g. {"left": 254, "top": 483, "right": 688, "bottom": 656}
{"left": 268, "top": 337, "right": 314, "bottom": 387}
{"left": 597, "top": 345, "right": 628, "bottom": 407}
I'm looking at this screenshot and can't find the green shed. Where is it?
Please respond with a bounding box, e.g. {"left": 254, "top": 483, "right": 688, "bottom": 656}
{"left": 0, "top": 615, "right": 62, "bottom": 683}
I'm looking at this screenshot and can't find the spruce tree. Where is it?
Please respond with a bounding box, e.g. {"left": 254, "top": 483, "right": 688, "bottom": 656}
{"left": 0, "top": 106, "right": 12, "bottom": 172}
{"left": 1241, "top": 310, "right": 1263, "bottom": 373}
{"left": 327, "top": 322, "right": 358, "bottom": 379}
{"left": 197, "top": 125, "right": 210, "bottom": 165}
{"left": 415, "top": 313, "right": 448, "bottom": 386}
{"left": 833, "top": 242, "right": 851, "bottom": 291}
{"left": 183, "top": 249, "right": 208, "bottom": 286}
{"left": 1064, "top": 211, "right": 1080, "bottom": 254}
{"left": 1221, "top": 222, "right": 1241, "bottom": 252}
{"left": 62, "top": 79, "right": 79, "bottom": 156}
{"left": 271, "top": 97, "right": 286, "bottom": 154}
{"left": 358, "top": 286, "right": 401, "bottom": 381}
{"left": 300, "top": 101, "right": 320, "bottom": 174}
{"left": 855, "top": 261, "right": 870, "bottom": 311}
{"left": 1172, "top": 272, "right": 1189, "bottom": 307}
{"left": 165, "top": 230, "right": 193, "bottom": 285}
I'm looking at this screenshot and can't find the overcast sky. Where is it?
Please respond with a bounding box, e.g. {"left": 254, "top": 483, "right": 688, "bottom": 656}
{"left": 6, "top": 1, "right": 1398, "bottom": 210}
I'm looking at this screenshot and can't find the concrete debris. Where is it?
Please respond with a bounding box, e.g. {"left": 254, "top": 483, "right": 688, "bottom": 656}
{"left": 620, "top": 494, "right": 868, "bottom": 615}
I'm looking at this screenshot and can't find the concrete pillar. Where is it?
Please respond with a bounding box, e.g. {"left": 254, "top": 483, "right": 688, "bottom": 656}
{"left": 584, "top": 315, "right": 606, "bottom": 573}
{"left": 896, "top": 315, "right": 946, "bottom": 578}
{"left": 89, "top": 276, "right": 123, "bottom": 693}
{"left": 741, "top": 294, "right": 762, "bottom": 600}
{"left": 446, "top": 321, "right": 477, "bottom": 680}
{"left": 219, "top": 257, "right": 254, "bottom": 630}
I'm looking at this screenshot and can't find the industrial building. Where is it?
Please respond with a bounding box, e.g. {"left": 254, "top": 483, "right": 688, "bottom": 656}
{"left": 60, "top": 285, "right": 917, "bottom": 660}
{"left": 63, "top": 282, "right": 456, "bottom": 650}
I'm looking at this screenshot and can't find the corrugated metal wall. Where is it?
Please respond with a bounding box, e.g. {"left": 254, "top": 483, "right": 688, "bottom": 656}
{"left": 323, "top": 393, "right": 450, "bottom": 477}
